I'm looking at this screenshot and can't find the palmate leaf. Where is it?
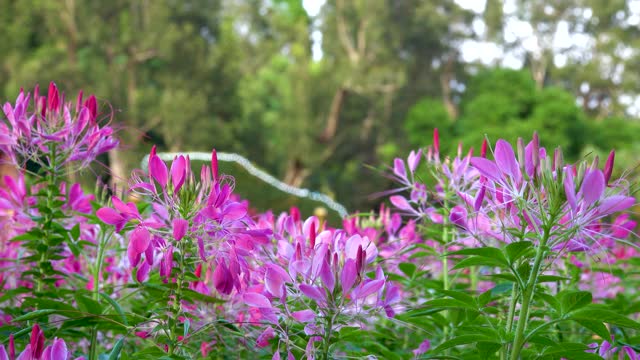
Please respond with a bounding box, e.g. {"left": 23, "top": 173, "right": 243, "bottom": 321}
{"left": 447, "top": 247, "right": 508, "bottom": 265}
{"left": 569, "top": 306, "right": 640, "bottom": 330}
{"left": 504, "top": 241, "right": 533, "bottom": 263}
{"left": 433, "top": 334, "right": 496, "bottom": 353}
{"left": 424, "top": 298, "right": 477, "bottom": 310}
{"left": 75, "top": 293, "right": 104, "bottom": 315}
{"left": 439, "top": 290, "right": 477, "bottom": 307}
{"left": 573, "top": 319, "right": 610, "bottom": 340}
{"left": 451, "top": 256, "right": 508, "bottom": 271}
{"left": 537, "top": 343, "right": 603, "bottom": 360}
{"left": 558, "top": 290, "right": 592, "bottom": 315}
{"left": 398, "top": 262, "right": 417, "bottom": 277}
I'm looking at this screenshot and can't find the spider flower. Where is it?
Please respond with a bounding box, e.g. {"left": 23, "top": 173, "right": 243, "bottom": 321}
{"left": 1, "top": 82, "right": 118, "bottom": 172}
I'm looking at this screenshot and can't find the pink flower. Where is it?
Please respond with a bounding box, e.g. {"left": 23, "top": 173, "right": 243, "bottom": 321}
{"left": 256, "top": 327, "right": 275, "bottom": 348}
{"left": 2, "top": 82, "right": 118, "bottom": 170}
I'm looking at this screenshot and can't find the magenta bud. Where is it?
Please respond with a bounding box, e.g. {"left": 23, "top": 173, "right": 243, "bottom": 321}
{"left": 84, "top": 95, "right": 97, "bottom": 120}
{"left": 553, "top": 147, "right": 564, "bottom": 171}
{"left": 47, "top": 82, "right": 59, "bottom": 114}
{"left": 356, "top": 245, "right": 364, "bottom": 274}
{"left": 449, "top": 205, "right": 468, "bottom": 229}
{"left": 604, "top": 150, "right": 615, "bottom": 185}
{"left": 480, "top": 138, "right": 488, "bottom": 158}
{"left": 76, "top": 90, "right": 84, "bottom": 112}
{"left": 211, "top": 148, "right": 219, "bottom": 182}
{"left": 309, "top": 222, "right": 316, "bottom": 249}
{"left": 474, "top": 183, "right": 486, "bottom": 212}
{"left": 433, "top": 128, "right": 440, "bottom": 154}
{"left": 9, "top": 334, "right": 15, "bottom": 360}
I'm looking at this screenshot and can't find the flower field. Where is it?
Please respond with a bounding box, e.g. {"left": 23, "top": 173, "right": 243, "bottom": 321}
{"left": 0, "top": 84, "right": 639, "bottom": 359}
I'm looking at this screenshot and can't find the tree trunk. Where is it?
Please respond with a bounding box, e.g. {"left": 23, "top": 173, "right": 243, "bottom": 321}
{"left": 319, "top": 88, "right": 347, "bottom": 143}
{"left": 440, "top": 56, "right": 458, "bottom": 120}
{"left": 108, "top": 148, "right": 128, "bottom": 193}
{"left": 283, "top": 158, "right": 310, "bottom": 188}
{"left": 531, "top": 56, "right": 546, "bottom": 89}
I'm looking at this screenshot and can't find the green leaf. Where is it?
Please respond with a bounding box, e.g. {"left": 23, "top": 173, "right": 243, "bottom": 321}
{"left": 490, "top": 283, "right": 513, "bottom": 297}
{"left": 182, "top": 289, "right": 224, "bottom": 304}
{"left": 108, "top": 338, "right": 124, "bottom": 360}
{"left": 425, "top": 299, "right": 477, "bottom": 310}
{"left": 478, "top": 290, "right": 492, "bottom": 307}
{"left": 338, "top": 326, "right": 363, "bottom": 341}
{"left": 447, "top": 247, "right": 508, "bottom": 264}
{"left": 574, "top": 319, "right": 610, "bottom": 340}
{"left": 70, "top": 224, "right": 81, "bottom": 241}
{"left": 537, "top": 293, "right": 561, "bottom": 314}
{"left": 439, "top": 290, "right": 477, "bottom": 307}
{"left": 183, "top": 318, "right": 190, "bottom": 338}
{"left": 451, "top": 256, "right": 508, "bottom": 271}
{"left": 537, "top": 343, "right": 603, "bottom": 360}
{"left": 504, "top": 241, "right": 533, "bottom": 263}
{"left": 12, "top": 309, "right": 58, "bottom": 322}
{"left": 559, "top": 290, "right": 592, "bottom": 315}
{"left": 76, "top": 294, "right": 104, "bottom": 315}
{"left": 100, "top": 293, "right": 128, "bottom": 326}
{"left": 132, "top": 346, "right": 166, "bottom": 358}
{"left": 433, "top": 335, "right": 495, "bottom": 353}
{"left": 476, "top": 342, "right": 501, "bottom": 359}
{"left": 485, "top": 273, "right": 516, "bottom": 282}
{"left": 398, "top": 262, "right": 417, "bottom": 278}
{"left": 570, "top": 307, "right": 640, "bottom": 330}
{"left": 537, "top": 275, "right": 570, "bottom": 283}
{"left": 527, "top": 335, "right": 556, "bottom": 347}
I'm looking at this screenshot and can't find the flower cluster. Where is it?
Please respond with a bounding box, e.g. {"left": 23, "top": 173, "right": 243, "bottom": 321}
{"left": 1, "top": 82, "right": 118, "bottom": 171}
{"left": 244, "top": 212, "right": 395, "bottom": 358}
{"left": 0, "top": 324, "right": 82, "bottom": 360}
{"left": 97, "top": 147, "right": 271, "bottom": 284}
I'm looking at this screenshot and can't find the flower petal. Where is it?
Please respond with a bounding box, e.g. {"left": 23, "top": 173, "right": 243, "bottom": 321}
{"left": 581, "top": 170, "right": 605, "bottom": 207}
{"left": 494, "top": 139, "right": 521, "bottom": 182}
{"left": 243, "top": 292, "right": 271, "bottom": 308}
{"left": 172, "top": 218, "right": 188, "bottom": 241}
{"left": 130, "top": 227, "right": 151, "bottom": 254}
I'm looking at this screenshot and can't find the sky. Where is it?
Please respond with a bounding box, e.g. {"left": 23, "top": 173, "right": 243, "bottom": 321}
{"left": 301, "top": 0, "right": 586, "bottom": 68}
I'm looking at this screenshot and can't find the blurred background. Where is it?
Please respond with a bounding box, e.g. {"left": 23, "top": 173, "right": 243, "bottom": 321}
{"left": 2, "top": 0, "right": 640, "bottom": 218}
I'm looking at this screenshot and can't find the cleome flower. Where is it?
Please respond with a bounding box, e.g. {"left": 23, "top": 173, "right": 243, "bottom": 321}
{"left": 1, "top": 82, "right": 118, "bottom": 172}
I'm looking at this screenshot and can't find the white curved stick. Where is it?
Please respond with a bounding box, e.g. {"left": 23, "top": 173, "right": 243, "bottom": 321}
{"left": 141, "top": 152, "right": 349, "bottom": 218}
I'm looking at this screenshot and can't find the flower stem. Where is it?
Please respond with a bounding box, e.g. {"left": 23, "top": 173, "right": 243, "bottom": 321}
{"left": 509, "top": 234, "right": 548, "bottom": 360}
{"left": 322, "top": 312, "right": 334, "bottom": 360}
{"left": 441, "top": 211, "right": 450, "bottom": 344}
{"left": 89, "top": 231, "right": 108, "bottom": 360}
{"left": 169, "top": 240, "right": 186, "bottom": 355}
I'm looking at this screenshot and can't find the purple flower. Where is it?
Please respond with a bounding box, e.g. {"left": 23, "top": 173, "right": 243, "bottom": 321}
{"left": 2, "top": 82, "right": 118, "bottom": 171}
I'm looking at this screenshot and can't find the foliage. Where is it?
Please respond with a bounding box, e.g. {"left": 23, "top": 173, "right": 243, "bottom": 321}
{"left": 1, "top": 84, "right": 639, "bottom": 360}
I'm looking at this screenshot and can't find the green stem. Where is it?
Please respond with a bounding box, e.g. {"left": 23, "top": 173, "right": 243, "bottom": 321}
{"left": 509, "top": 235, "right": 548, "bottom": 360}
{"left": 89, "top": 231, "right": 108, "bottom": 360}
{"left": 322, "top": 312, "right": 335, "bottom": 360}
{"left": 89, "top": 330, "right": 98, "bottom": 360}
{"left": 506, "top": 283, "right": 519, "bottom": 334}
{"left": 470, "top": 266, "right": 478, "bottom": 293}
{"left": 502, "top": 283, "right": 519, "bottom": 360}
{"left": 36, "top": 175, "right": 56, "bottom": 293}
{"left": 441, "top": 211, "right": 450, "bottom": 343}
{"left": 169, "top": 239, "right": 186, "bottom": 355}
